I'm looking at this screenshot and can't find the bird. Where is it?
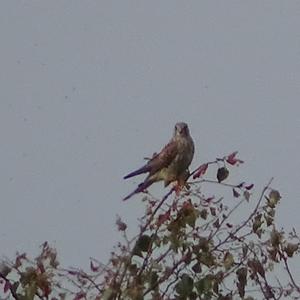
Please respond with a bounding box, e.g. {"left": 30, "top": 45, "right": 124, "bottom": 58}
{"left": 123, "top": 122, "right": 194, "bottom": 201}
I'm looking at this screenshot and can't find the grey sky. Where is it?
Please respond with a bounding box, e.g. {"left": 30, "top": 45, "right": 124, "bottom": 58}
{"left": 0, "top": 1, "right": 299, "bottom": 278}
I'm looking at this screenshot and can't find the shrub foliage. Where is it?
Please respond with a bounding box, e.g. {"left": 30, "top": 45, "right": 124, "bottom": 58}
{"left": 1, "top": 152, "right": 299, "bottom": 300}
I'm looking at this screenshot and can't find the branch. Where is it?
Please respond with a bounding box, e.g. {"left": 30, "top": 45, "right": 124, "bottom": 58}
{"left": 282, "top": 254, "right": 300, "bottom": 293}
{"left": 0, "top": 272, "right": 19, "bottom": 300}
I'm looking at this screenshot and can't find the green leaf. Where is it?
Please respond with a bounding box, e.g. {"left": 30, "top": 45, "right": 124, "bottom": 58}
{"left": 198, "top": 252, "right": 215, "bottom": 267}
{"left": 284, "top": 243, "right": 299, "bottom": 257}
{"left": 252, "top": 214, "right": 263, "bottom": 234}
{"left": 102, "top": 288, "right": 115, "bottom": 300}
{"left": 24, "top": 282, "right": 37, "bottom": 300}
{"left": 189, "top": 291, "right": 198, "bottom": 300}
{"left": 133, "top": 235, "right": 152, "bottom": 257}
{"left": 223, "top": 252, "right": 234, "bottom": 270}
{"left": 265, "top": 189, "right": 281, "bottom": 208}
{"left": 236, "top": 267, "right": 247, "bottom": 298}
{"left": 195, "top": 275, "right": 213, "bottom": 296}
{"left": 270, "top": 229, "right": 282, "bottom": 248}
{"left": 149, "top": 271, "right": 159, "bottom": 289}
{"left": 264, "top": 214, "right": 274, "bottom": 226}
{"left": 175, "top": 274, "right": 194, "bottom": 297}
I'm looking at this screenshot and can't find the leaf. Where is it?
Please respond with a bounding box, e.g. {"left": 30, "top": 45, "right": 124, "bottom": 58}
{"left": 192, "top": 262, "right": 202, "bottom": 273}
{"left": 0, "top": 265, "right": 11, "bottom": 277}
{"left": 213, "top": 219, "right": 220, "bottom": 228}
{"left": 128, "top": 264, "right": 137, "bottom": 274}
{"left": 264, "top": 214, "right": 274, "bottom": 227}
{"left": 3, "top": 280, "right": 11, "bottom": 293}
{"left": 210, "top": 207, "right": 216, "bottom": 216}
{"left": 242, "top": 245, "right": 248, "bottom": 258}
{"left": 266, "top": 189, "right": 281, "bottom": 208}
{"left": 133, "top": 235, "right": 152, "bottom": 257}
{"left": 149, "top": 271, "right": 159, "bottom": 289}
{"left": 90, "top": 260, "right": 100, "bottom": 272}
{"left": 233, "top": 188, "right": 240, "bottom": 198}
{"left": 102, "top": 288, "right": 115, "bottom": 300}
{"left": 116, "top": 216, "right": 127, "bottom": 231}
{"left": 245, "top": 183, "right": 254, "bottom": 190}
{"left": 226, "top": 151, "right": 244, "bottom": 165}
{"left": 243, "top": 190, "right": 250, "bottom": 202}
{"left": 24, "top": 282, "right": 37, "bottom": 300}
{"left": 189, "top": 291, "right": 198, "bottom": 300}
{"left": 195, "top": 275, "right": 213, "bottom": 296}
{"left": 175, "top": 274, "right": 194, "bottom": 297}
{"left": 284, "top": 243, "right": 299, "bottom": 257}
{"left": 236, "top": 267, "right": 247, "bottom": 298}
{"left": 198, "top": 252, "right": 215, "bottom": 267}
{"left": 200, "top": 209, "right": 208, "bottom": 220}
{"left": 15, "top": 253, "right": 26, "bottom": 268}
{"left": 223, "top": 252, "right": 234, "bottom": 270}
{"left": 157, "top": 210, "right": 171, "bottom": 226}
{"left": 193, "top": 163, "right": 208, "bottom": 179}
{"left": 252, "top": 214, "right": 263, "bottom": 234}
{"left": 270, "top": 229, "right": 282, "bottom": 248}
{"left": 217, "top": 167, "right": 229, "bottom": 183}
{"left": 247, "top": 259, "right": 265, "bottom": 278}
{"left": 73, "top": 292, "right": 86, "bottom": 300}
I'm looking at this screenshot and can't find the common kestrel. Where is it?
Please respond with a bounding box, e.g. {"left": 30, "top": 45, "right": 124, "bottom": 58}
{"left": 123, "top": 122, "right": 194, "bottom": 200}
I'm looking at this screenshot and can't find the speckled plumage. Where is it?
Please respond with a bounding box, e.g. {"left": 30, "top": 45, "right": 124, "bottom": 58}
{"left": 123, "top": 122, "right": 194, "bottom": 200}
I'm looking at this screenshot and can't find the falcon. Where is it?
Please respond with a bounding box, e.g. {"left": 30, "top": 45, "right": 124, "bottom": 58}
{"left": 123, "top": 122, "right": 194, "bottom": 200}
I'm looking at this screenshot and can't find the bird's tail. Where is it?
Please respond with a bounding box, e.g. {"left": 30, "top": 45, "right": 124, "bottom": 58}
{"left": 123, "top": 164, "right": 150, "bottom": 179}
{"left": 123, "top": 178, "right": 154, "bottom": 201}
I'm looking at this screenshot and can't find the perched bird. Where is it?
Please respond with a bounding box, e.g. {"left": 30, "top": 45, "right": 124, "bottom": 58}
{"left": 123, "top": 122, "right": 194, "bottom": 200}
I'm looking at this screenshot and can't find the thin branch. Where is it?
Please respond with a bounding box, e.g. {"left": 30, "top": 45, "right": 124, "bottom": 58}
{"left": 0, "top": 272, "right": 19, "bottom": 300}
{"left": 282, "top": 255, "right": 300, "bottom": 293}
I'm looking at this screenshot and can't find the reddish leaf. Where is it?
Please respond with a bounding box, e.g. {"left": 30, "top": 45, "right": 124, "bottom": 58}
{"left": 193, "top": 163, "right": 208, "bottom": 179}
{"left": 3, "top": 281, "right": 10, "bottom": 293}
{"left": 41, "top": 283, "right": 51, "bottom": 297}
{"left": 37, "top": 262, "right": 46, "bottom": 273}
{"left": 205, "top": 196, "right": 214, "bottom": 203}
{"left": 245, "top": 183, "right": 254, "bottom": 190}
{"left": 15, "top": 253, "right": 26, "bottom": 268}
{"left": 90, "top": 260, "right": 100, "bottom": 272}
{"left": 226, "top": 151, "right": 244, "bottom": 165}
{"left": 157, "top": 210, "right": 171, "bottom": 226}
{"left": 116, "top": 216, "right": 127, "bottom": 231}
{"left": 68, "top": 270, "right": 79, "bottom": 276}
{"left": 74, "top": 292, "right": 86, "bottom": 300}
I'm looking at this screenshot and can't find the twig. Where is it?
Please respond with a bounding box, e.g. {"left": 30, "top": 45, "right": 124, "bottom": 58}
{"left": 0, "top": 272, "right": 19, "bottom": 300}
{"left": 282, "top": 255, "right": 300, "bottom": 293}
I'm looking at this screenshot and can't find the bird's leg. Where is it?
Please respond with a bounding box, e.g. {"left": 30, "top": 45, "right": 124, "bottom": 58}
{"left": 173, "top": 170, "right": 191, "bottom": 196}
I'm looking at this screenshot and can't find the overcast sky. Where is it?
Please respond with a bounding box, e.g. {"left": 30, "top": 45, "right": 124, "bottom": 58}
{"left": 0, "top": 1, "right": 299, "bottom": 278}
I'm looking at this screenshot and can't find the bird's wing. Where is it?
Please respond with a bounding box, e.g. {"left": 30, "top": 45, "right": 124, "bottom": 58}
{"left": 147, "top": 139, "right": 178, "bottom": 175}
{"left": 123, "top": 139, "right": 178, "bottom": 180}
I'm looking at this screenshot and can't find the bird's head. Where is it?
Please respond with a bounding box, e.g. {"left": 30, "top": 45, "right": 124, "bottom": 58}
{"left": 174, "top": 122, "right": 190, "bottom": 137}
